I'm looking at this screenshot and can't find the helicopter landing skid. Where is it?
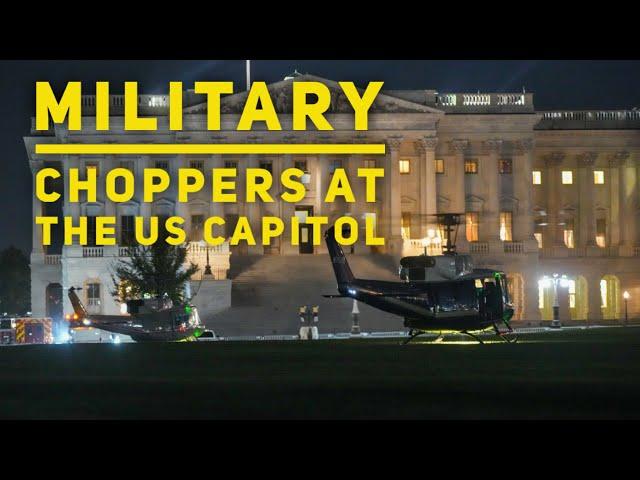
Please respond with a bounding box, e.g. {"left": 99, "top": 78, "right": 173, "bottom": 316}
{"left": 460, "top": 330, "right": 485, "bottom": 344}
{"left": 493, "top": 323, "right": 518, "bottom": 343}
{"left": 401, "top": 330, "right": 444, "bottom": 345}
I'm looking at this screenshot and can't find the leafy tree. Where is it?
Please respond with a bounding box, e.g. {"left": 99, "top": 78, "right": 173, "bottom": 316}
{"left": 0, "top": 246, "right": 31, "bottom": 315}
{"left": 111, "top": 242, "right": 199, "bottom": 305}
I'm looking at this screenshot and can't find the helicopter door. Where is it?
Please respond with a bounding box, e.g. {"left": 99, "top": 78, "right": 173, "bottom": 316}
{"left": 482, "top": 278, "right": 503, "bottom": 322}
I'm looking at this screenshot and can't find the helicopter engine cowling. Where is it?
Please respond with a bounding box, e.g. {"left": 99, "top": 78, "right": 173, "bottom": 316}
{"left": 399, "top": 254, "right": 474, "bottom": 282}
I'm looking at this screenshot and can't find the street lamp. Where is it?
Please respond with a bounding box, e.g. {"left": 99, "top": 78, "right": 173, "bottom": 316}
{"left": 623, "top": 290, "right": 630, "bottom": 326}
{"left": 197, "top": 240, "right": 213, "bottom": 276}
{"left": 542, "top": 273, "right": 570, "bottom": 328}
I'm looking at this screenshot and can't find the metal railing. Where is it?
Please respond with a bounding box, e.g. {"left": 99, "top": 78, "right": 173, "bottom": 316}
{"left": 469, "top": 242, "right": 489, "bottom": 254}
{"left": 503, "top": 242, "right": 524, "bottom": 254}
{"left": 82, "top": 247, "right": 104, "bottom": 258}
{"left": 44, "top": 254, "right": 61, "bottom": 265}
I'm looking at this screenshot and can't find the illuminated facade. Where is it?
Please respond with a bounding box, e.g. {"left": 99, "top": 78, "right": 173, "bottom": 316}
{"left": 24, "top": 74, "right": 640, "bottom": 331}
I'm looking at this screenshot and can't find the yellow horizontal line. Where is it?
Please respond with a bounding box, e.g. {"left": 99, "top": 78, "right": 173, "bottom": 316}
{"left": 35, "top": 143, "right": 386, "bottom": 155}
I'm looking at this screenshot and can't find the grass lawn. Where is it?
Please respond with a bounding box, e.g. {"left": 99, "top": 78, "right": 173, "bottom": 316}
{"left": 1, "top": 326, "right": 640, "bottom": 419}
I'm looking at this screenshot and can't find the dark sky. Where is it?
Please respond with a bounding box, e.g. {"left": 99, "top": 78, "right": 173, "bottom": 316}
{"left": 2, "top": 59, "right": 640, "bottom": 252}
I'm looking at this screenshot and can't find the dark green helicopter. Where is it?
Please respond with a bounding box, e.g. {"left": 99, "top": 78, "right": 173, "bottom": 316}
{"left": 65, "top": 287, "right": 206, "bottom": 342}
{"left": 324, "top": 213, "right": 516, "bottom": 344}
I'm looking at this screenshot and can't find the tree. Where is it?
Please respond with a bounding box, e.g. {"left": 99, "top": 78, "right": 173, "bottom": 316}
{"left": 111, "top": 242, "right": 199, "bottom": 305}
{"left": 0, "top": 246, "right": 31, "bottom": 316}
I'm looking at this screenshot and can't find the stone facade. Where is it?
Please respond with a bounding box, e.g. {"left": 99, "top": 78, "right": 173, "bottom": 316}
{"left": 24, "top": 74, "right": 640, "bottom": 330}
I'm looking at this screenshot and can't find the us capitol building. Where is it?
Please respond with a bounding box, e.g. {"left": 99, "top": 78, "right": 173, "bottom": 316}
{"left": 24, "top": 73, "right": 640, "bottom": 336}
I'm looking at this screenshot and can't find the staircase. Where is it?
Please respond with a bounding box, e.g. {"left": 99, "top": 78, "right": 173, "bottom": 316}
{"left": 207, "top": 253, "right": 403, "bottom": 336}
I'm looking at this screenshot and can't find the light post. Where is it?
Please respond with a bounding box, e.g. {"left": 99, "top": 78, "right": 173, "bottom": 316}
{"left": 197, "top": 240, "right": 212, "bottom": 276}
{"left": 623, "top": 290, "right": 630, "bottom": 326}
{"left": 542, "top": 273, "right": 570, "bottom": 328}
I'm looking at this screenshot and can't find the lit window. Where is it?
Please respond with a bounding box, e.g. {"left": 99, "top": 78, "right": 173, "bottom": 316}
{"left": 568, "top": 280, "right": 576, "bottom": 309}
{"left": 596, "top": 218, "right": 607, "bottom": 248}
{"left": 190, "top": 160, "right": 204, "bottom": 172}
{"left": 364, "top": 213, "right": 377, "bottom": 237}
{"left": 401, "top": 213, "right": 411, "bottom": 239}
{"left": 363, "top": 159, "right": 376, "bottom": 169}
{"left": 499, "top": 158, "right": 513, "bottom": 174}
{"left": 562, "top": 170, "right": 573, "bottom": 184}
{"left": 534, "top": 232, "right": 543, "bottom": 249}
{"left": 564, "top": 218, "right": 575, "bottom": 249}
{"left": 500, "top": 212, "right": 513, "bottom": 241}
{"left": 464, "top": 158, "right": 478, "bottom": 174}
{"left": 435, "top": 159, "right": 445, "bottom": 174}
{"left": 399, "top": 159, "right": 411, "bottom": 174}
{"left": 600, "top": 279, "right": 608, "bottom": 308}
{"left": 594, "top": 170, "right": 605, "bottom": 184}
{"left": 538, "top": 281, "right": 545, "bottom": 309}
{"left": 532, "top": 170, "right": 542, "bottom": 185}
{"left": 466, "top": 212, "right": 479, "bottom": 242}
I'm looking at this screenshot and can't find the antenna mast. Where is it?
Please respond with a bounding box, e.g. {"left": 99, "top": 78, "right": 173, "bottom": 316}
{"left": 246, "top": 60, "right": 251, "bottom": 91}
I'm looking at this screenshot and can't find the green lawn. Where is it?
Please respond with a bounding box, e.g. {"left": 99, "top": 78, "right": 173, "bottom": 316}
{"left": 1, "top": 326, "right": 640, "bottom": 419}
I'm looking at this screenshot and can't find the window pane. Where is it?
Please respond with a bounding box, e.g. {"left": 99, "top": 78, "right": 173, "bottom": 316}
{"left": 564, "top": 218, "right": 575, "bottom": 248}
{"left": 464, "top": 158, "right": 478, "bottom": 174}
{"left": 594, "top": 170, "right": 605, "bottom": 184}
{"left": 120, "top": 215, "right": 136, "bottom": 246}
{"left": 534, "top": 232, "right": 543, "bottom": 249}
{"left": 596, "top": 218, "right": 606, "bottom": 247}
{"left": 330, "top": 159, "right": 343, "bottom": 174}
{"left": 259, "top": 161, "right": 273, "bottom": 173}
{"left": 224, "top": 161, "right": 237, "bottom": 169}
{"left": 466, "top": 212, "right": 479, "bottom": 242}
{"left": 562, "top": 171, "right": 573, "bottom": 184}
{"left": 155, "top": 160, "right": 169, "bottom": 170}
{"left": 87, "top": 216, "right": 97, "bottom": 247}
{"left": 401, "top": 212, "right": 411, "bottom": 239}
{"left": 499, "top": 158, "right": 513, "bottom": 174}
{"left": 532, "top": 170, "right": 542, "bottom": 185}
{"left": 363, "top": 159, "right": 376, "bottom": 169}
{"left": 500, "top": 212, "right": 513, "bottom": 241}
{"left": 190, "top": 215, "right": 204, "bottom": 241}
{"left": 294, "top": 160, "right": 307, "bottom": 171}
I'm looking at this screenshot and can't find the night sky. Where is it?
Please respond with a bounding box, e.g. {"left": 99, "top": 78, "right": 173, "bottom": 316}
{"left": 2, "top": 59, "right": 640, "bottom": 252}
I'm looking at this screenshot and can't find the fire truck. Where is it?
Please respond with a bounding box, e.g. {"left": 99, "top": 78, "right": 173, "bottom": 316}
{"left": 0, "top": 317, "right": 54, "bottom": 345}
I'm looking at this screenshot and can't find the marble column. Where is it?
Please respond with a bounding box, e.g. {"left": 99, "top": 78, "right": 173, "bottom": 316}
{"left": 578, "top": 152, "right": 597, "bottom": 248}
{"left": 585, "top": 272, "right": 603, "bottom": 323}
{"left": 64, "top": 155, "right": 81, "bottom": 245}
{"left": 617, "top": 151, "right": 637, "bottom": 256}
{"left": 31, "top": 159, "right": 44, "bottom": 254}
{"left": 513, "top": 139, "right": 537, "bottom": 249}
{"left": 415, "top": 136, "right": 438, "bottom": 238}
{"left": 451, "top": 139, "right": 469, "bottom": 253}
{"left": 545, "top": 152, "right": 565, "bottom": 248}
{"left": 481, "top": 138, "right": 502, "bottom": 244}
{"left": 246, "top": 135, "right": 263, "bottom": 254}
{"left": 385, "top": 136, "right": 403, "bottom": 254}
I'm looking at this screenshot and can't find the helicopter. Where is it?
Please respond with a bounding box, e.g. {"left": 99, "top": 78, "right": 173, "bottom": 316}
{"left": 65, "top": 287, "right": 207, "bottom": 342}
{"left": 324, "top": 213, "right": 516, "bottom": 344}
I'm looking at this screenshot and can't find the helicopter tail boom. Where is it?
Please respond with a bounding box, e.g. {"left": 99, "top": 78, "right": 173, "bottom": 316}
{"left": 324, "top": 226, "right": 355, "bottom": 290}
